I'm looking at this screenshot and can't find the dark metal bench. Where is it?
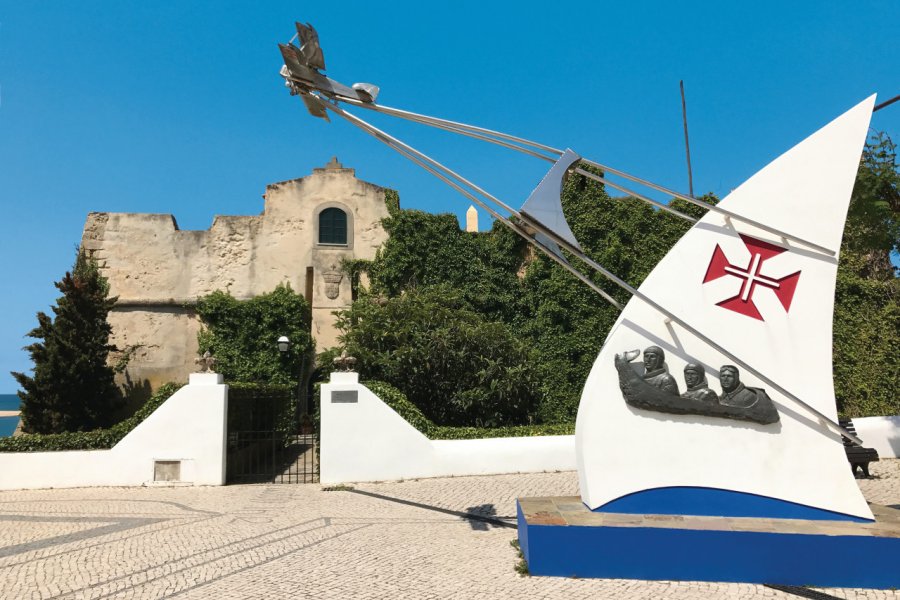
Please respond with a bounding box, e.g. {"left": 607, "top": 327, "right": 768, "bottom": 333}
{"left": 839, "top": 419, "right": 879, "bottom": 478}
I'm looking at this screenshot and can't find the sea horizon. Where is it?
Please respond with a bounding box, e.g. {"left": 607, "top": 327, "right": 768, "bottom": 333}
{"left": 0, "top": 393, "right": 21, "bottom": 437}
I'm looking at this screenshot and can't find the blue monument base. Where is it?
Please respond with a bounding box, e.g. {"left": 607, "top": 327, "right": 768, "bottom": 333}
{"left": 517, "top": 497, "right": 900, "bottom": 589}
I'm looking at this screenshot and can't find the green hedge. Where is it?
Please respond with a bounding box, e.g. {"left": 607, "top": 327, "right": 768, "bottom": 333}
{"left": 0, "top": 383, "right": 182, "bottom": 453}
{"left": 363, "top": 380, "right": 574, "bottom": 440}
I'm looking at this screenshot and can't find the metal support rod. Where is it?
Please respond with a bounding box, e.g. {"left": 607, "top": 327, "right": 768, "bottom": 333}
{"left": 680, "top": 80, "right": 695, "bottom": 197}
{"left": 338, "top": 96, "right": 837, "bottom": 256}
{"left": 374, "top": 113, "right": 560, "bottom": 163}
{"left": 312, "top": 94, "right": 860, "bottom": 445}
{"left": 345, "top": 97, "right": 701, "bottom": 223}
{"left": 340, "top": 96, "right": 562, "bottom": 155}
{"left": 318, "top": 99, "right": 520, "bottom": 219}
{"left": 874, "top": 93, "right": 900, "bottom": 112}
{"left": 319, "top": 98, "right": 624, "bottom": 308}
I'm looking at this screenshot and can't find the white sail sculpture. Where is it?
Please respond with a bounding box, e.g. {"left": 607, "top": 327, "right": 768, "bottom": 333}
{"left": 577, "top": 96, "right": 876, "bottom": 520}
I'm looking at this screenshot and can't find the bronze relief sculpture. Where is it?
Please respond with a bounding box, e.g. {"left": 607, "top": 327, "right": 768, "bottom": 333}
{"left": 640, "top": 346, "right": 679, "bottom": 395}
{"left": 614, "top": 348, "right": 779, "bottom": 425}
{"left": 682, "top": 363, "right": 718, "bottom": 404}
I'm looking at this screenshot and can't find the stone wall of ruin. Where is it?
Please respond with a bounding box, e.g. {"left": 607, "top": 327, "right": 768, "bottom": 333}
{"left": 81, "top": 162, "right": 390, "bottom": 394}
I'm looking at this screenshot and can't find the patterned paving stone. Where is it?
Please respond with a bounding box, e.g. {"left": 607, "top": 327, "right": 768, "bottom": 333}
{"left": 0, "top": 460, "right": 896, "bottom": 599}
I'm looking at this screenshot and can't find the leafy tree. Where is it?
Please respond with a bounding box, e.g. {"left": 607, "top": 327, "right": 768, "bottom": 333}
{"left": 334, "top": 286, "right": 541, "bottom": 427}
{"left": 844, "top": 132, "right": 900, "bottom": 279}
{"left": 12, "top": 250, "right": 122, "bottom": 434}
{"left": 195, "top": 284, "right": 313, "bottom": 384}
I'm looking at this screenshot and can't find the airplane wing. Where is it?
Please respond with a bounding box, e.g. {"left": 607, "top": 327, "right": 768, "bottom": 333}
{"left": 296, "top": 22, "right": 326, "bottom": 71}
{"left": 279, "top": 43, "right": 308, "bottom": 78}
{"left": 300, "top": 93, "right": 330, "bottom": 121}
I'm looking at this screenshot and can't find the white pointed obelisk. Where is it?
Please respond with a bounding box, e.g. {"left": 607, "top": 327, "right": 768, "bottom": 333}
{"left": 466, "top": 205, "right": 479, "bottom": 233}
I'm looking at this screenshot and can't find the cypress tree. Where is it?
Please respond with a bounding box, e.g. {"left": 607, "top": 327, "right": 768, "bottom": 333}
{"left": 12, "top": 249, "right": 122, "bottom": 433}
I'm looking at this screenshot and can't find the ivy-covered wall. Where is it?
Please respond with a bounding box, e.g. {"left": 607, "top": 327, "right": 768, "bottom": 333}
{"left": 196, "top": 284, "right": 314, "bottom": 385}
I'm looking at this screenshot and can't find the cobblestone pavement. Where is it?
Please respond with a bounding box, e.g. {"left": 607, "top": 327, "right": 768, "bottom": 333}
{"left": 0, "top": 460, "right": 897, "bottom": 599}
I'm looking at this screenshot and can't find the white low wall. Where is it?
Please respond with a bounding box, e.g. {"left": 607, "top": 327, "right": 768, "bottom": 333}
{"left": 320, "top": 372, "right": 575, "bottom": 484}
{"left": 0, "top": 373, "right": 228, "bottom": 490}
{"left": 854, "top": 416, "right": 900, "bottom": 459}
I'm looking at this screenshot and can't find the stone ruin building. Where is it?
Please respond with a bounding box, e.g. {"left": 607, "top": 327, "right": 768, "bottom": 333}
{"left": 80, "top": 158, "right": 392, "bottom": 394}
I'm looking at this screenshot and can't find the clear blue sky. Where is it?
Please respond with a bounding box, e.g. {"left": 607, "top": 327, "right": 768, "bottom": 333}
{"left": 1, "top": 2, "right": 898, "bottom": 391}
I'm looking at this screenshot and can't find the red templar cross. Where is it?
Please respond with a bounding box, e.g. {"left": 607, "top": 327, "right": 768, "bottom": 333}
{"left": 702, "top": 234, "right": 801, "bottom": 321}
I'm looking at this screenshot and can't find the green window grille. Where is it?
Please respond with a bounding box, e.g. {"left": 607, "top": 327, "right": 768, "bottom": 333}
{"left": 319, "top": 208, "right": 348, "bottom": 245}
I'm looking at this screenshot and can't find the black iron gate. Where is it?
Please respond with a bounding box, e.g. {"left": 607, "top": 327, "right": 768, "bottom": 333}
{"left": 226, "top": 384, "right": 318, "bottom": 484}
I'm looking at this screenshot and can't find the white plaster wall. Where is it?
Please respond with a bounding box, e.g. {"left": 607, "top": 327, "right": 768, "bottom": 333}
{"left": 854, "top": 416, "right": 900, "bottom": 458}
{"left": 320, "top": 372, "right": 575, "bottom": 484}
{"left": 0, "top": 374, "right": 227, "bottom": 491}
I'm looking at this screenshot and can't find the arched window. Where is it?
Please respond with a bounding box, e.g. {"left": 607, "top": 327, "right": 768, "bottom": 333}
{"left": 318, "top": 207, "right": 348, "bottom": 245}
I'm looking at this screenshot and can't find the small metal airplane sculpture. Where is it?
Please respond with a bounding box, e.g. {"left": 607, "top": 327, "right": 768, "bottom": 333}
{"left": 279, "top": 22, "right": 379, "bottom": 121}
{"left": 276, "top": 21, "right": 866, "bottom": 445}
